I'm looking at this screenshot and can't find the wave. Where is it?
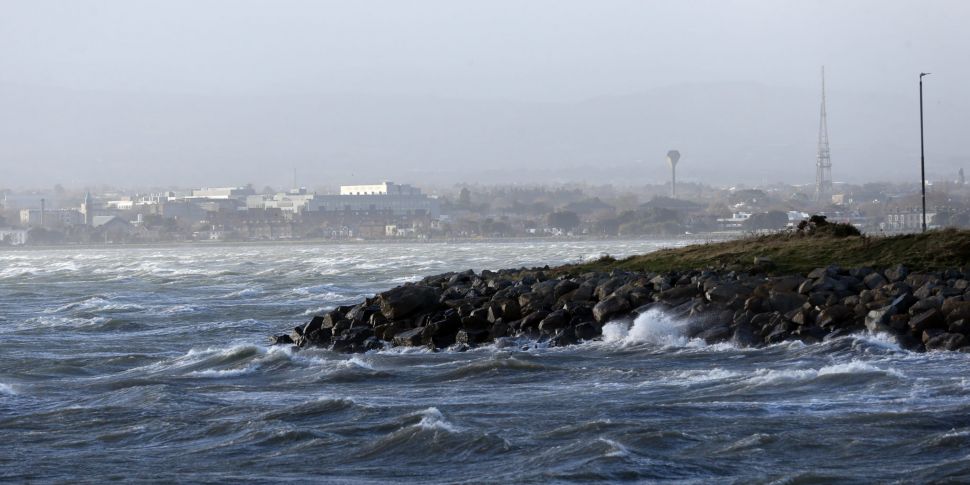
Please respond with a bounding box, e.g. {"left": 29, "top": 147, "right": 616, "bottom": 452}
{"left": 353, "top": 407, "right": 511, "bottom": 460}
{"left": 922, "top": 429, "right": 970, "bottom": 449}
{"left": 49, "top": 297, "right": 147, "bottom": 314}
{"left": 431, "top": 355, "right": 551, "bottom": 381}
{"left": 260, "top": 396, "right": 358, "bottom": 421}
{"left": 15, "top": 315, "right": 142, "bottom": 332}
{"left": 0, "top": 383, "right": 18, "bottom": 396}
{"left": 715, "top": 433, "right": 776, "bottom": 454}
{"left": 744, "top": 360, "right": 905, "bottom": 387}
{"left": 219, "top": 287, "right": 263, "bottom": 299}
{"left": 415, "top": 407, "right": 462, "bottom": 433}
{"left": 123, "top": 344, "right": 392, "bottom": 383}
{"left": 601, "top": 309, "right": 694, "bottom": 348}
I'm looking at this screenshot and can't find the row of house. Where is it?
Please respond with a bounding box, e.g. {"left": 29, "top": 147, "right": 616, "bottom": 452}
{"left": 1, "top": 182, "right": 441, "bottom": 244}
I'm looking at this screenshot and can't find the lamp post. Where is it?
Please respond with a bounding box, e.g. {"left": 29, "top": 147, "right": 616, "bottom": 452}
{"left": 920, "top": 72, "right": 931, "bottom": 232}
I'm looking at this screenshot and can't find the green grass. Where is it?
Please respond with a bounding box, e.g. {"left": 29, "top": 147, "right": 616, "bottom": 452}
{"left": 562, "top": 228, "right": 970, "bottom": 275}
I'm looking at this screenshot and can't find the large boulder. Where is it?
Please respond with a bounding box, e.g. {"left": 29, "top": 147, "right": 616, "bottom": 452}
{"left": 909, "top": 308, "right": 944, "bottom": 334}
{"left": 657, "top": 285, "right": 700, "bottom": 304}
{"left": 538, "top": 310, "right": 570, "bottom": 335}
{"left": 393, "top": 327, "right": 425, "bottom": 346}
{"left": 943, "top": 301, "right": 970, "bottom": 325}
{"left": 706, "top": 284, "right": 748, "bottom": 303}
{"left": 695, "top": 325, "right": 731, "bottom": 344}
{"left": 884, "top": 265, "right": 909, "bottom": 283}
{"left": 768, "top": 291, "right": 807, "bottom": 314}
{"left": 925, "top": 332, "right": 967, "bottom": 351}
{"left": 863, "top": 272, "right": 888, "bottom": 290}
{"left": 456, "top": 329, "right": 490, "bottom": 345}
{"left": 732, "top": 321, "right": 760, "bottom": 347}
{"left": 593, "top": 295, "right": 631, "bottom": 323}
{"left": 816, "top": 304, "right": 851, "bottom": 329}
{"left": 379, "top": 285, "right": 441, "bottom": 320}
{"left": 595, "top": 276, "right": 631, "bottom": 301}
{"left": 554, "top": 280, "right": 580, "bottom": 299}
{"left": 865, "top": 293, "right": 916, "bottom": 334}
{"left": 574, "top": 321, "right": 600, "bottom": 340}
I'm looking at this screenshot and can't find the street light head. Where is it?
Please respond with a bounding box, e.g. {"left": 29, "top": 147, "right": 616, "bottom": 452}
{"left": 920, "top": 72, "right": 932, "bottom": 78}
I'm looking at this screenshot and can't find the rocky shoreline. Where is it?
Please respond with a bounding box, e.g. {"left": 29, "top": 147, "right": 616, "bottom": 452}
{"left": 272, "top": 261, "right": 970, "bottom": 353}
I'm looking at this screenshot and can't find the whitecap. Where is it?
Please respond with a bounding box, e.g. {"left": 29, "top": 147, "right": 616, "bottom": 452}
{"left": 601, "top": 309, "right": 691, "bottom": 347}
{"left": 667, "top": 367, "right": 742, "bottom": 385}
{"left": 0, "top": 383, "right": 18, "bottom": 396}
{"left": 744, "top": 360, "right": 904, "bottom": 386}
{"left": 221, "top": 287, "right": 263, "bottom": 299}
{"left": 598, "top": 437, "right": 631, "bottom": 458}
{"left": 414, "top": 407, "right": 461, "bottom": 433}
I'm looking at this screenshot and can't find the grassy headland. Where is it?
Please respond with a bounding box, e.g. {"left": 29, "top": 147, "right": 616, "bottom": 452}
{"left": 566, "top": 228, "right": 970, "bottom": 275}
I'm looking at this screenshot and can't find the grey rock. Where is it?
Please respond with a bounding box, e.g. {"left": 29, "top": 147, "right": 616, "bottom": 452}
{"left": 393, "top": 327, "right": 425, "bottom": 346}
{"left": 925, "top": 332, "right": 967, "bottom": 351}
{"left": 863, "top": 272, "right": 889, "bottom": 290}
{"left": 593, "top": 295, "right": 631, "bottom": 323}
{"left": 379, "top": 285, "right": 441, "bottom": 320}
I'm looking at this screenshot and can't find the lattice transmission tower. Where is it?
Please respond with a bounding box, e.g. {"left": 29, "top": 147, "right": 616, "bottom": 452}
{"left": 815, "top": 66, "right": 832, "bottom": 202}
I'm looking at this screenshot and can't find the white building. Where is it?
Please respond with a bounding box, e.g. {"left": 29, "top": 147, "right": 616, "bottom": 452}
{"left": 340, "top": 182, "right": 421, "bottom": 196}
{"left": 884, "top": 210, "right": 936, "bottom": 232}
{"left": 787, "top": 211, "right": 810, "bottom": 227}
{"left": 106, "top": 199, "right": 135, "bottom": 210}
{"left": 716, "top": 212, "right": 752, "bottom": 229}
{"left": 188, "top": 187, "right": 256, "bottom": 200}
{"left": 0, "top": 228, "right": 29, "bottom": 245}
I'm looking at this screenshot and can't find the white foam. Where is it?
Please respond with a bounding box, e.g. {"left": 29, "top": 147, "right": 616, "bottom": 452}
{"left": 222, "top": 287, "right": 262, "bottom": 298}
{"left": 344, "top": 355, "right": 377, "bottom": 370}
{"left": 602, "top": 309, "right": 690, "bottom": 347}
{"left": 187, "top": 365, "right": 259, "bottom": 378}
{"left": 668, "top": 367, "right": 742, "bottom": 384}
{"left": 598, "top": 437, "right": 631, "bottom": 458}
{"left": 0, "top": 383, "right": 17, "bottom": 396}
{"left": 415, "top": 407, "right": 461, "bottom": 433}
{"left": 745, "top": 360, "right": 904, "bottom": 386}
{"left": 850, "top": 331, "right": 906, "bottom": 352}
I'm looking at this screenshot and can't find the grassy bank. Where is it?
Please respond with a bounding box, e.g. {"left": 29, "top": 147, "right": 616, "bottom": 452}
{"left": 566, "top": 228, "right": 970, "bottom": 275}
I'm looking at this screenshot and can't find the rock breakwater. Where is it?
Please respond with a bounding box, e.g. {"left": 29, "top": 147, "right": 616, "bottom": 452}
{"left": 273, "top": 262, "right": 970, "bottom": 353}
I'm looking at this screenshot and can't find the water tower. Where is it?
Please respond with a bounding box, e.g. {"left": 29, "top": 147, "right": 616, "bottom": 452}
{"left": 666, "top": 150, "right": 681, "bottom": 198}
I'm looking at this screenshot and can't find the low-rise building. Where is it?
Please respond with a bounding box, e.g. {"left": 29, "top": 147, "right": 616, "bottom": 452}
{"left": 0, "top": 228, "right": 30, "bottom": 245}
{"left": 884, "top": 209, "right": 936, "bottom": 232}
{"left": 188, "top": 187, "right": 256, "bottom": 200}
{"left": 340, "top": 182, "right": 421, "bottom": 196}
{"left": 716, "top": 212, "right": 752, "bottom": 229}
{"left": 19, "top": 208, "right": 84, "bottom": 227}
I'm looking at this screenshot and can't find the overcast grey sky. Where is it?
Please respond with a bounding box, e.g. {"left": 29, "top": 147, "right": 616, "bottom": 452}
{"left": 1, "top": 0, "right": 968, "bottom": 188}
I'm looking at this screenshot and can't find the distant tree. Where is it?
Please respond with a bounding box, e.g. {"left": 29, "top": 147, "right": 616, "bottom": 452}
{"left": 547, "top": 211, "right": 580, "bottom": 231}
{"left": 594, "top": 217, "right": 620, "bottom": 236}
{"left": 458, "top": 187, "right": 471, "bottom": 207}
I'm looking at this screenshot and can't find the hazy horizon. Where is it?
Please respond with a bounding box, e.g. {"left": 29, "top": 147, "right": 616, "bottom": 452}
{"left": 2, "top": 0, "right": 968, "bottom": 189}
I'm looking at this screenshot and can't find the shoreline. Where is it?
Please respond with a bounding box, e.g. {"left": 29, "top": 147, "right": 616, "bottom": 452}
{"left": 0, "top": 232, "right": 740, "bottom": 252}
{"left": 275, "top": 231, "right": 970, "bottom": 354}
{"left": 276, "top": 262, "right": 970, "bottom": 354}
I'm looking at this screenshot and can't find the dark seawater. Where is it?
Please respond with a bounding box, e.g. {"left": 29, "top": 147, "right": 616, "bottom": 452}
{"left": 2, "top": 241, "right": 970, "bottom": 484}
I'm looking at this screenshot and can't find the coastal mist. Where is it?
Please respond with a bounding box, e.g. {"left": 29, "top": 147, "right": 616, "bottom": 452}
{"left": 2, "top": 241, "right": 970, "bottom": 483}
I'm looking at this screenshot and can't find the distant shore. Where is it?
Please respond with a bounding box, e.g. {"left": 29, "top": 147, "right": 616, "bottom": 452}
{"left": 0, "top": 232, "right": 740, "bottom": 252}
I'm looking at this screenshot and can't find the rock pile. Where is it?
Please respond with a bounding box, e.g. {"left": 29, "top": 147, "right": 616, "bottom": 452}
{"left": 272, "top": 262, "right": 970, "bottom": 353}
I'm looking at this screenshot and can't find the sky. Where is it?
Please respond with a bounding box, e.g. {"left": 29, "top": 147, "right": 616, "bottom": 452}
{"left": 1, "top": 0, "right": 968, "bottom": 189}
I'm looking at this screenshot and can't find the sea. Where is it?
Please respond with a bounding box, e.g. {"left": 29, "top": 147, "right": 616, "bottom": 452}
{"left": 2, "top": 240, "right": 969, "bottom": 484}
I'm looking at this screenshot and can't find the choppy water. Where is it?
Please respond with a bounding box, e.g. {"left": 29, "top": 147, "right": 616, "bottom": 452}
{"left": 2, "top": 240, "right": 970, "bottom": 483}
